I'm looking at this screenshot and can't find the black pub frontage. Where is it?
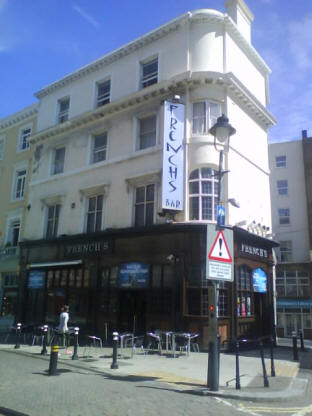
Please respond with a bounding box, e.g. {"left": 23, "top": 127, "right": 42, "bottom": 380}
{"left": 18, "top": 224, "right": 278, "bottom": 348}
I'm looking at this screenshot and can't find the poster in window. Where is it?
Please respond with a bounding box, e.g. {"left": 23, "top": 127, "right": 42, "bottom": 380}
{"left": 241, "top": 296, "right": 246, "bottom": 317}
{"left": 247, "top": 295, "right": 251, "bottom": 316}
{"left": 252, "top": 268, "right": 267, "bottom": 293}
{"left": 119, "top": 263, "right": 149, "bottom": 288}
{"left": 28, "top": 270, "right": 45, "bottom": 289}
{"left": 237, "top": 296, "right": 241, "bottom": 316}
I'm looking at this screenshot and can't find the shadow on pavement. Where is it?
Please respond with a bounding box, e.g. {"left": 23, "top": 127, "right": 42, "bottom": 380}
{"left": 0, "top": 407, "right": 30, "bottom": 416}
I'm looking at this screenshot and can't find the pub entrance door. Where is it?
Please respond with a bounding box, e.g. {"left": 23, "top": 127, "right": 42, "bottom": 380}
{"left": 118, "top": 290, "right": 146, "bottom": 334}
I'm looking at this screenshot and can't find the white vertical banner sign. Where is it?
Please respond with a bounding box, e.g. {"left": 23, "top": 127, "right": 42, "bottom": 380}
{"left": 162, "top": 101, "right": 185, "bottom": 210}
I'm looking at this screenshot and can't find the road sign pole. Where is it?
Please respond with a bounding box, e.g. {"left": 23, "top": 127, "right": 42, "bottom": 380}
{"left": 207, "top": 282, "right": 219, "bottom": 391}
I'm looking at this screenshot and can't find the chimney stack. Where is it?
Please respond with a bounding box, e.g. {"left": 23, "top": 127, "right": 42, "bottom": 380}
{"left": 225, "top": 0, "right": 254, "bottom": 43}
{"left": 302, "top": 130, "right": 308, "bottom": 139}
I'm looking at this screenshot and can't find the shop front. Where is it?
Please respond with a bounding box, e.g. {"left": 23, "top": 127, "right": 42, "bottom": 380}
{"left": 18, "top": 224, "right": 278, "bottom": 348}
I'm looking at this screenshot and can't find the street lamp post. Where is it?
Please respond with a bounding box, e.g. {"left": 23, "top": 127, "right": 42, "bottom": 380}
{"left": 207, "top": 114, "right": 236, "bottom": 391}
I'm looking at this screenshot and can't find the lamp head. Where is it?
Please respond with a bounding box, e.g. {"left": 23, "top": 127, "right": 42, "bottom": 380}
{"left": 209, "top": 114, "right": 236, "bottom": 143}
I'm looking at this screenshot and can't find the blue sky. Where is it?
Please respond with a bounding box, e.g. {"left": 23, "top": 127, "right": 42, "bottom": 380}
{"left": 0, "top": 0, "right": 311, "bottom": 143}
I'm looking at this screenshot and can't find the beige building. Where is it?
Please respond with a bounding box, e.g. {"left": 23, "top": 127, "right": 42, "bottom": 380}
{"left": 0, "top": 104, "right": 38, "bottom": 329}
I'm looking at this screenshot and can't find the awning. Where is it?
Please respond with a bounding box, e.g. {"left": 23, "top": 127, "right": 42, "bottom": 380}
{"left": 29, "top": 260, "right": 82, "bottom": 268}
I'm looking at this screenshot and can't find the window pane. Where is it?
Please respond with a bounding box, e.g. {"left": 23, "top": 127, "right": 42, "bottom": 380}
{"left": 189, "top": 169, "right": 199, "bottom": 180}
{"left": 276, "top": 155, "right": 286, "bottom": 167}
{"left": 145, "top": 203, "right": 154, "bottom": 225}
{"left": 142, "top": 58, "right": 158, "bottom": 88}
{"left": 53, "top": 148, "right": 65, "bottom": 174}
{"left": 189, "top": 197, "right": 199, "bottom": 220}
{"left": 139, "top": 116, "right": 156, "bottom": 150}
{"left": 135, "top": 204, "right": 144, "bottom": 226}
{"left": 189, "top": 182, "right": 199, "bottom": 194}
{"left": 97, "top": 80, "right": 110, "bottom": 106}
{"left": 202, "top": 196, "right": 213, "bottom": 220}
{"left": 146, "top": 184, "right": 155, "bottom": 201}
{"left": 201, "top": 167, "right": 214, "bottom": 178}
{"left": 136, "top": 187, "right": 145, "bottom": 203}
{"left": 202, "top": 181, "right": 212, "bottom": 194}
{"left": 192, "top": 102, "right": 206, "bottom": 134}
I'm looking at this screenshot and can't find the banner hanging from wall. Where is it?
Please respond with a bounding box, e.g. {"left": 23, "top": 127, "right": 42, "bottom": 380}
{"left": 162, "top": 101, "right": 185, "bottom": 211}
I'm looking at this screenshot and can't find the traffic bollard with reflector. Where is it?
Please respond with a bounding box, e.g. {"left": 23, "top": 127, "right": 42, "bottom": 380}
{"left": 49, "top": 344, "right": 59, "bottom": 376}
{"left": 41, "top": 325, "right": 48, "bottom": 355}
{"left": 14, "top": 323, "right": 22, "bottom": 349}
{"left": 72, "top": 327, "right": 79, "bottom": 360}
{"left": 111, "top": 332, "right": 119, "bottom": 369}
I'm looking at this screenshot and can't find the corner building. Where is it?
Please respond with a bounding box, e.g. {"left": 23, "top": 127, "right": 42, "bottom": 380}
{"left": 18, "top": 0, "right": 277, "bottom": 347}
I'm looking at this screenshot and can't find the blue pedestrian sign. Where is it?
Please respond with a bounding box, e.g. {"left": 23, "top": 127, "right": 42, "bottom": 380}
{"left": 217, "top": 205, "right": 226, "bottom": 226}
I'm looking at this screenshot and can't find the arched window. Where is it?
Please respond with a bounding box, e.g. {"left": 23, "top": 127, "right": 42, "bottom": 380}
{"left": 189, "top": 167, "right": 219, "bottom": 221}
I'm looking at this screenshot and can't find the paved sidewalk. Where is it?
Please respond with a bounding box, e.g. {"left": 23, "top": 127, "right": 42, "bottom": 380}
{"left": 0, "top": 340, "right": 310, "bottom": 402}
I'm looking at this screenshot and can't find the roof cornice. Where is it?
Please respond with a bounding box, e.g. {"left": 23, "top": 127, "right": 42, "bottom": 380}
{"left": 0, "top": 103, "right": 38, "bottom": 131}
{"left": 34, "top": 9, "right": 270, "bottom": 99}
{"left": 30, "top": 71, "right": 275, "bottom": 145}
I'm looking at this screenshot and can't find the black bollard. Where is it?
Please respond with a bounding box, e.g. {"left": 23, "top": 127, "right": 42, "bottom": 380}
{"left": 270, "top": 336, "right": 275, "bottom": 377}
{"left": 259, "top": 340, "right": 269, "bottom": 387}
{"left": 14, "top": 323, "right": 22, "bottom": 349}
{"left": 300, "top": 331, "right": 305, "bottom": 351}
{"left": 235, "top": 341, "right": 241, "bottom": 390}
{"left": 111, "top": 331, "right": 119, "bottom": 369}
{"left": 292, "top": 332, "right": 299, "bottom": 361}
{"left": 72, "top": 327, "right": 79, "bottom": 361}
{"left": 41, "top": 325, "right": 48, "bottom": 355}
{"left": 48, "top": 343, "right": 59, "bottom": 376}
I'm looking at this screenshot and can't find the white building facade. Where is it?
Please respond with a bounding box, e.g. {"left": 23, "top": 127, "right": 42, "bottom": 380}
{"left": 18, "top": 0, "right": 277, "bottom": 345}
{"left": 269, "top": 132, "right": 312, "bottom": 339}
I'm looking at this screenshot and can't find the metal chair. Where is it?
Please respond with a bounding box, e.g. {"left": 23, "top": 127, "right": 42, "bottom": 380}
{"left": 130, "top": 335, "right": 146, "bottom": 356}
{"left": 146, "top": 332, "right": 162, "bottom": 354}
{"left": 190, "top": 333, "right": 200, "bottom": 352}
{"left": 83, "top": 335, "right": 102, "bottom": 357}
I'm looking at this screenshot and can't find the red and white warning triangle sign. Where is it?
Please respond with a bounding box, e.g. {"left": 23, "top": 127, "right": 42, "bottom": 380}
{"left": 208, "top": 230, "right": 232, "bottom": 263}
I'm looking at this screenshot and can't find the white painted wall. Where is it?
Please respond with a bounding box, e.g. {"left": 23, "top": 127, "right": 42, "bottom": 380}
{"left": 269, "top": 141, "right": 310, "bottom": 262}
{"left": 25, "top": 6, "right": 273, "bottom": 241}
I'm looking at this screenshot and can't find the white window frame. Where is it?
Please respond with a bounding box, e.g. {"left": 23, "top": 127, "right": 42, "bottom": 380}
{"left": 140, "top": 56, "right": 158, "bottom": 89}
{"left": 277, "top": 180, "right": 288, "bottom": 196}
{"left": 279, "top": 240, "right": 292, "bottom": 263}
{"left": 278, "top": 208, "right": 290, "bottom": 226}
{"left": 90, "top": 132, "right": 108, "bottom": 164}
{"left": 136, "top": 114, "right": 157, "bottom": 151}
{"left": 84, "top": 194, "right": 105, "bottom": 233}
{"left": 192, "top": 101, "right": 221, "bottom": 135}
{"left": 5, "top": 214, "right": 22, "bottom": 247}
{"left": 17, "top": 123, "right": 32, "bottom": 152}
{"left": 275, "top": 155, "right": 286, "bottom": 168}
{"left": 133, "top": 183, "right": 156, "bottom": 227}
{"left": 188, "top": 167, "right": 219, "bottom": 222}
{"left": 95, "top": 78, "right": 111, "bottom": 108}
{"left": 45, "top": 204, "right": 61, "bottom": 239}
{"left": 57, "top": 96, "right": 70, "bottom": 124}
{"left": 51, "top": 146, "right": 66, "bottom": 175}
{"left": 0, "top": 135, "right": 6, "bottom": 160}
{"left": 12, "top": 167, "right": 27, "bottom": 201}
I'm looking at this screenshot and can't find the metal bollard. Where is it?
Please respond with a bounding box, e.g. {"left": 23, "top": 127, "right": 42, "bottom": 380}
{"left": 41, "top": 325, "right": 48, "bottom": 355}
{"left": 14, "top": 323, "right": 22, "bottom": 349}
{"left": 270, "top": 336, "right": 275, "bottom": 377}
{"left": 111, "top": 331, "right": 119, "bottom": 369}
{"left": 259, "top": 340, "right": 269, "bottom": 387}
{"left": 72, "top": 327, "right": 79, "bottom": 360}
{"left": 300, "top": 331, "right": 305, "bottom": 351}
{"left": 292, "top": 331, "right": 299, "bottom": 361}
{"left": 235, "top": 341, "right": 241, "bottom": 390}
{"left": 48, "top": 343, "right": 59, "bottom": 376}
